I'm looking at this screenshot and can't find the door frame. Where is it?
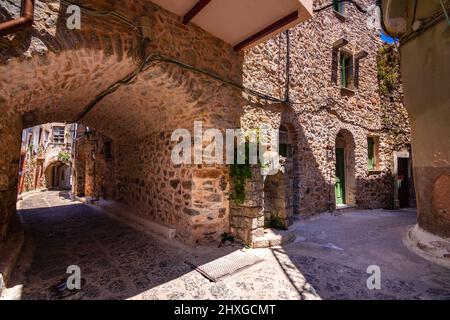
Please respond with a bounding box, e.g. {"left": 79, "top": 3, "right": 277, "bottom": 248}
{"left": 335, "top": 147, "right": 346, "bottom": 205}
{"left": 393, "top": 150, "right": 413, "bottom": 208}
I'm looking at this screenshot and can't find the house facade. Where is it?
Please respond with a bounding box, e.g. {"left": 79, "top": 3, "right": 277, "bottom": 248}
{"left": 18, "top": 123, "right": 75, "bottom": 195}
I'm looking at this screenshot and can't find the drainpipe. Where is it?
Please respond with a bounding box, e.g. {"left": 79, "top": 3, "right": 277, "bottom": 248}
{"left": 0, "top": 0, "right": 35, "bottom": 37}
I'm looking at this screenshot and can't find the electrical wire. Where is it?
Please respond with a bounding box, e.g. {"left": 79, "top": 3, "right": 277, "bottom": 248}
{"left": 400, "top": 9, "right": 448, "bottom": 45}
{"left": 314, "top": 0, "right": 367, "bottom": 14}
{"left": 60, "top": 0, "right": 140, "bottom": 33}
{"left": 440, "top": 0, "right": 450, "bottom": 26}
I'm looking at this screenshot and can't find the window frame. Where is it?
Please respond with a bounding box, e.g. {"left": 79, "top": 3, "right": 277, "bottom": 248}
{"left": 52, "top": 126, "right": 65, "bottom": 144}
{"left": 367, "top": 136, "right": 381, "bottom": 172}
{"left": 104, "top": 140, "right": 113, "bottom": 160}
{"left": 333, "top": 0, "right": 345, "bottom": 15}
{"left": 340, "top": 51, "right": 354, "bottom": 90}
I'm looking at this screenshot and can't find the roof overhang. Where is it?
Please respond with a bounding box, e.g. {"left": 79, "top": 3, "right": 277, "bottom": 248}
{"left": 151, "top": 0, "right": 314, "bottom": 50}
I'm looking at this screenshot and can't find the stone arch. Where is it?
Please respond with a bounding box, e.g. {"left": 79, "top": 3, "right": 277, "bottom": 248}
{"left": 334, "top": 128, "right": 357, "bottom": 206}
{"left": 0, "top": 0, "right": 246, "bottom": 245}
{"left": 44, "top": 160, "right": 71, "bottom": 190}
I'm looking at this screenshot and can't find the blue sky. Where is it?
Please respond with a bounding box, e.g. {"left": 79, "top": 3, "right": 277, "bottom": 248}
{"left": 381, "top": 31, "right": 396, "bottom": 44}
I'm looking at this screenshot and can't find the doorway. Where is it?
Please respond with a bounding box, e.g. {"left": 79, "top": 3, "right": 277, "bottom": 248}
{"left": 335, "top": 147, "right": 346, "bottom": 205}
{"left": 394, "top": 150, "right": 416, "bottom": 208}
{"left": 334, "top": 129, "right": 356, "bottom": 206}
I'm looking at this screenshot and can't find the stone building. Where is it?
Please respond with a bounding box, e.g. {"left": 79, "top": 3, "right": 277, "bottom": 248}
{"left": 1, "top": 0, "right": 411, "bottom": 248}
{"left": 18, "top": 123, "right": 75, "bottom": 194}
{"left": 381, "top": 0, "right": 450, "bottom": 266}
{"left": 233, "top": 0, "right": 414, "bottom": 245}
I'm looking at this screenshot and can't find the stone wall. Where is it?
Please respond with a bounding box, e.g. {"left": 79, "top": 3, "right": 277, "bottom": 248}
{"left": 239, "top": 0, "right": 411, "bottom": 223}
{"left": 0, "top": 112, "right": 22, "bottom": 242}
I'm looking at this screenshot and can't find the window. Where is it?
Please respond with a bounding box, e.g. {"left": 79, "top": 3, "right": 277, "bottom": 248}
{"left": 368, "top": 137, "right": 380, "bottom": 171}
{"left": 340, "top": 51, "right": 354, "bottom": 89}
{"left": 333, "top": 0, "right": 345, "bottom": 15}
{"left": 104, "top": 141, "right": 112, "bottom": 159}
{"left": 279, "top": 125, "right": 291, "bottom": 158}
{"left": 53, "top": 126, "right": 65, "bottom": 144}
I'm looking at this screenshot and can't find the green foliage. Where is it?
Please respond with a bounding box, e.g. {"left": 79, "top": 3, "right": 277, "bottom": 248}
{"left": 265, "top": 216, "right": 288, "bottom": 230}
{"left": 228, "top": 140, "right": 252, "bottom": 204}
{"left": 377, "top": 44, "right": 400, "bottom": 96}
{"left": 220, "top": 232, "right": 235, "bottom": 244}
{"left": 57, "top": 151, "right": 71, "bottom": 163}
{"left": 228, "top": 129, "right": 272, "bottom": 205}
{"left": 228, "top": 132, "right": 258, "bottom": 205}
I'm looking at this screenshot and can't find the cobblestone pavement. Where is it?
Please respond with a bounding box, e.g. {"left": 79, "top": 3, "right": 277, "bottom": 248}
{"left": 8, "top": 191, "right": 450, "bottom": 300}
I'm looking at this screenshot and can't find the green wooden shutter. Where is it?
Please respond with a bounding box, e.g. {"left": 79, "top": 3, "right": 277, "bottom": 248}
{"left": 341, "top": 55, "right": 347, "bottom": 88}
{"left": 333, "top": 0, "right": 340, "bottom": 12}
{"left": 368, "top": 137, "right": 375, "bottom": 170}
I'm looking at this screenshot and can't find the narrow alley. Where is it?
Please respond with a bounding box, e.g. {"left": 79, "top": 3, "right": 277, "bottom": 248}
{"left": 5, "top": 191, "right": 450, "bottom": 300}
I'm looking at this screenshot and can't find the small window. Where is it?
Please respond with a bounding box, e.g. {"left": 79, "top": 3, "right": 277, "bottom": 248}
{"left": 104, "top": 141, "right": 112, "bottom": 159}
{"left": 279, "top": 125, "right": 291, "bottom": 158}
{"left": 333, "top": 0, "right": 345, "bottom": 14}
{"left": 340, "top": 51, "right": 354, "bottom": 89}
{"left": 53, "top": 126, "right": 65, "bottom": 144}
{"left": 368, "top": 137, "right": 380, "bottom": 171}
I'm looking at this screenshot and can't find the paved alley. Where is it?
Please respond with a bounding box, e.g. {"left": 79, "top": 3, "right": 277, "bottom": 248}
{"left": 6, "top": 191, "right": 450, "bottom": 300}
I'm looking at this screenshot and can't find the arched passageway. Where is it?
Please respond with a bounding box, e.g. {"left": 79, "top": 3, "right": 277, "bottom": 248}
{"left": 0, "top": 0, "right": 245, "bottom": 245}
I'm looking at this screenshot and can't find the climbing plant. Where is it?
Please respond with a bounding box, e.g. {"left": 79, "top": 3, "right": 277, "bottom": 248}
{"left": 377, "top": 44, "right": 400, "bottom": 96}
{"left": 228, "top": 138, "right": 253, "bottom": 205}
{"left": 57, "top": 151, "right": 71, "bottom": 163}
{"left": 228, "top": 129, "right": 272, "bottom": 205}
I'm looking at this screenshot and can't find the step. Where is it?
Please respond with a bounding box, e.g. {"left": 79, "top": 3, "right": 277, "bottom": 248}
{"left": 252, "top": 228, "right": 296, "bottom": 248}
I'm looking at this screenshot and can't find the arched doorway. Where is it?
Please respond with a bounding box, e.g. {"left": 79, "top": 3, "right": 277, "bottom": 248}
{"left": 334, "top": 129, "right": 356, "bottom": 206}
{"left": 45, "top": 161, "right": 71, "bottom": 190}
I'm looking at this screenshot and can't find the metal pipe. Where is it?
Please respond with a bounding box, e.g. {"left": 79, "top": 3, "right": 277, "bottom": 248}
{"left": 0, "top": 0, "right": 35, "bottom": 37}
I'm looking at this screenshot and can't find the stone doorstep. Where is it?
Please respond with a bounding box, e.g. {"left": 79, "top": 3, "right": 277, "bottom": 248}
{"left": 336, "top": 204, "right": 356, "bottom": 210}
{"left": 0, "top": 230, "right": 24, "bottom": 298}
{"left": 252, "top": 228, "right": 296, "bottom": 249}
{"left": 403, "top": 224, "right": 450, "bottom": 269}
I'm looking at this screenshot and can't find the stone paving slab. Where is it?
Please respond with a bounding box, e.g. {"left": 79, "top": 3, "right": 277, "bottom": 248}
{"left": 7, "top": 191, "right": 450, "bottom": 300}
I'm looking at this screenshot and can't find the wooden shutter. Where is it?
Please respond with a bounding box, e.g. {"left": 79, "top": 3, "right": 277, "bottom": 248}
{"left": 368, "top": 137, "right": 375, "bottom": 170}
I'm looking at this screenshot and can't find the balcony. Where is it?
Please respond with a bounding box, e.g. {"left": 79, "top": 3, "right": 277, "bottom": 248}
{"left": 151, "top": 0, "right": 313, "bottom": 50}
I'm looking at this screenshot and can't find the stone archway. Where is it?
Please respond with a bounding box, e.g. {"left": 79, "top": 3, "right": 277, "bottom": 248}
{"left": 334, "top": 129, "right": 356, "bottom": 206}
{"left": 0, "top": 0, "right": 245, "bottom": 245}
{"left": 44, "top": 161, "right": 71, "bottom": 190}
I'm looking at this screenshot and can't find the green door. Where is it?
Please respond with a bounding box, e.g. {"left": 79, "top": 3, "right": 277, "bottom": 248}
{"left": 335, "top": 148, "right": 346, "bottom": 205}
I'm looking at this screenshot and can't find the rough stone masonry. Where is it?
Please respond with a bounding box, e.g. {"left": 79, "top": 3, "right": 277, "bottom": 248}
{"left": 0, "top": 0, "right": 411, "bottom": 247}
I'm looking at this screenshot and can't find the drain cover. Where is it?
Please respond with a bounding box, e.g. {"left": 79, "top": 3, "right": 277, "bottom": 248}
{"left": 186, "top": 251, "right": 264, "bottom": 282}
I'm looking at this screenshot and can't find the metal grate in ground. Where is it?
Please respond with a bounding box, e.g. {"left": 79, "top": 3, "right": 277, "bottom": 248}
{"left": 186, "top": 251, "right": 264, "bottom": 282}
